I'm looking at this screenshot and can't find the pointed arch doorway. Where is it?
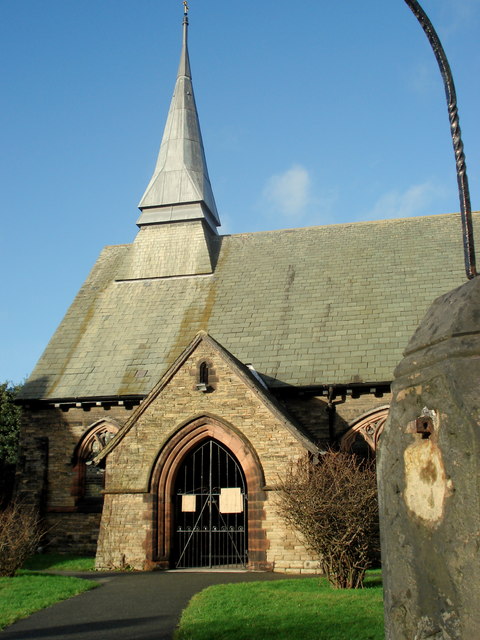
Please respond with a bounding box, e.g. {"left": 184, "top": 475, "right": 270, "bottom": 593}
{"left": 152, "top": 417, "right": 269, "bottom": 571}
{"left": 172, "top": 438, "right": 247, "bottom": 569}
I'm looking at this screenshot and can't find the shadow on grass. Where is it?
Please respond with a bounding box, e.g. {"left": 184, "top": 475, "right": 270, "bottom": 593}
{"left": 263, "top": 573, "right": 382, "bottom": 591}
{"left": 176, "top": 612, "right": 384, "bottom": 640}
{"left": 363, "top": 577, "right": 382, "bottom": 588}
{"left": 363, "top": 570, "right": 383, "bottom": 589}
{"left": 22, "top": 554, "right": 95, "bottom": 572}
{"left": 176, "top": 575, "right": 384, "bottom": 640}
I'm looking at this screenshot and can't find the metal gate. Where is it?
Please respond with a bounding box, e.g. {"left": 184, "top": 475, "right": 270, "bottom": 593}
{"left": 173, "top": 438, "right": 247, "bottom": 569}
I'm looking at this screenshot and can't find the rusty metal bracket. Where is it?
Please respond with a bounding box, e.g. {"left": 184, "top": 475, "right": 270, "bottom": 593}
{"left": 416, "top": 415, "right": 433, "bottom": 438}
{"left": 415, "top": 406, "right": 436, "bottom": 439}
{"left": 404, "top": 0, "right": 477, "bottom": 280}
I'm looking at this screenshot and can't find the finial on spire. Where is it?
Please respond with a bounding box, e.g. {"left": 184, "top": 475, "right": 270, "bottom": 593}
{"left": 183, "top": 1, "right": 189, "bottom": 15}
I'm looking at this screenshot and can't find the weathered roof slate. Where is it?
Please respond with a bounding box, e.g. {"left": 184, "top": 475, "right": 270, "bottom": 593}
{"left": 94, "top": 331, "right": 317, "bottom": 463}
{"left": 20, "top": 212, "right": 478, "bottom": 400}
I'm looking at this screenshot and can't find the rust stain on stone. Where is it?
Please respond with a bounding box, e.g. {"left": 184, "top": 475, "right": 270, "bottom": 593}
{"left": 403, "top": 439, "right": 449, "bottom": 526}
{"left": 419, "top": 459, "right": 438, "bottom": 484}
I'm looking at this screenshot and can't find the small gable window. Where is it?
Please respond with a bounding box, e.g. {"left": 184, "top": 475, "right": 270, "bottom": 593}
{"left": 199, "top": 361, "right": 209, "bottom": 386}
{"left": 196, "top": 361, "right": 211, "bottom": 392}
{"left": 195, "top": 359, "right": 217, "bottom": 392}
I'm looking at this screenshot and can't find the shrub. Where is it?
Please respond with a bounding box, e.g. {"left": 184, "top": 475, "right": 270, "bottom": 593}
{"left": 0, "top": 502, "right": 44, "bottom": 577}
{"left": 0, "top": 382, "right": 22, "bottom": 507}
{"left": 276, "top": 451, "right": 379, "bottom": 589}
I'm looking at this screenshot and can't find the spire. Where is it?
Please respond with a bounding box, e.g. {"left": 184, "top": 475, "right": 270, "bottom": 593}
{"left": 177, "top": 2, "right": 191, "bottom": 79}
{"left": 137, "top": 5, "right": 220, "bottom": 230}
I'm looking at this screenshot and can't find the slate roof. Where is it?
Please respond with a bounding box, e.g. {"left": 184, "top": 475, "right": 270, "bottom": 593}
{"left": 20, "top": 212, "right": 478, "bottom": 401}
{"left": 94, "top": 331, "right": 317, "bottom": 464}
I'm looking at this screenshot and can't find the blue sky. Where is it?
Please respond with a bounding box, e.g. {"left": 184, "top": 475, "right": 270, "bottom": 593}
{"left": 1, "top": 0, "right": 479, "bottom": 384}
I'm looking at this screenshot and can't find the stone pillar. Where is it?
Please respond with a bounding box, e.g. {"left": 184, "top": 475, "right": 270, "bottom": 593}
{"left": 378, "top": 277, "right": 480, "bottom": 639}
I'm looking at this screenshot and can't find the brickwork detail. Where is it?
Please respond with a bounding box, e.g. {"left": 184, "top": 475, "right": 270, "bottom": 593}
{"left": 96, "top": 494, "right": 152, "bottom": 569}
{"left": 17, "top": 406, "right": 131, "bottom": 551}
{"left": 46, "top": 512, "right": 101, "bottom": 555}
{"left": 19, "top": 339, "right": 390, "bottom": 568}
{"left": 263, "top": 491, "right": 322, "bottom": 574}
{"left": 117, "top": 221, "right": 215, "bottom": 280}
{"left": 96, "top": 336, "right": 313, "bottom": 571}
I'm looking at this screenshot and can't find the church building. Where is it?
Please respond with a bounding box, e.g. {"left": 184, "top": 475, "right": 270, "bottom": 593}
{"left": 17, "top": 9, "right": 476, "bottom": 572}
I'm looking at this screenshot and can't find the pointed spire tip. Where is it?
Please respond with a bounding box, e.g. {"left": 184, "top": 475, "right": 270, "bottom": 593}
{"left": 137, "top": 0, "right": 219, "bottom": 228}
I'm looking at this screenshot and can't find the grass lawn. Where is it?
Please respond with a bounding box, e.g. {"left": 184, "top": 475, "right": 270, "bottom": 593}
{"left": 22, "top": 553, "right": 95, "bottom": 572}
{"left": 0, "top": 555, "right": 97, "bottom": 630}
{"left": 175, "top": 571, "right": 384, "bottom": 640}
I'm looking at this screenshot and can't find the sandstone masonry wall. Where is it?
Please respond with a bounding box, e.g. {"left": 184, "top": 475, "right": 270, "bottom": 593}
{"left": 17, "top": 405, "right": 133, "bottom": 551}
{"left": 19, "top": 341, "right": 390, "bottom": 568}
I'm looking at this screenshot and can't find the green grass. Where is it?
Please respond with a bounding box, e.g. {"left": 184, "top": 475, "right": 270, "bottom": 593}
{"left": 0, "top": 572, "right": 98, "bottom": 630}
{"left": 22, "top": 553, "right": 95, "bottom": 572}
{"left": 175, "top": 571, "right": 384, "bottom": 640}
{"left": 0, "top": 554, "right": 97, "bottom": 630}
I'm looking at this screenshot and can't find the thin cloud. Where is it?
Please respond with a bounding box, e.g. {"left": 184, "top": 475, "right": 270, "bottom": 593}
{"left": 438, "top": 0, "right": 479, "bottom": 35}
{"left": 408, "top": 62, "right": 438, "bottom": 97}
{"left": 261, "top": 165, "right": 311, "bottom": 219}
{"left": 364, "top": 182, "right": 448, "bottom": 221}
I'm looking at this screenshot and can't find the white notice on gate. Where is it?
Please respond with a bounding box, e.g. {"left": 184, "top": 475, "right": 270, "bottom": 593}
{"left": 181, "top": 494, "right": 196, "bottom": 512}
{"left": 220, "top": 487, "right": 243, "bottom": 513}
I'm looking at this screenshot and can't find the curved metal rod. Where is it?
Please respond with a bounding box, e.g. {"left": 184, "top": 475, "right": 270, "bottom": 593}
{"left": 404, "top": 0, "right": 477, "bottom": 279}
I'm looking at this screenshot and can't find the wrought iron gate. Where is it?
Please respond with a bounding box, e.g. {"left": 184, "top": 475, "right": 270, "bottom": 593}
{"left": 173, "top": 438, "right": 247, "bottom": 569}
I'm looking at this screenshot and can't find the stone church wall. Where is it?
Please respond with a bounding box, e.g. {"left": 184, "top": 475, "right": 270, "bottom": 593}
{"left": 280, "top": 392, "right": 392, "bottom": 446}
{"left": 45, "top": 512, "right": 102, "bottom": 555}
{"left": 17, "top": 405, "right": 133, "bottom": 553}
{"left": 95, "top": 339, "right": 322, "bottom": 571}
{"left": 337, "top": 394, "right": 392, "bottom": 428}
{"left": 18, "top": 354, "right": 390, "bottom": 565}
{"left": 263, "top": 492, "right": 322, "bottom": 574}
{"left": 96, "top": 493, "right": 153, "bottom": 569}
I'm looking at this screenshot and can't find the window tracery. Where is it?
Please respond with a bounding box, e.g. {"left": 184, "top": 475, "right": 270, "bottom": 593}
{"left": 71, "top": 421, "right": 118, "bottom": 509}
{"left": 340, "top": 407, "right": 389, "bottom": 455}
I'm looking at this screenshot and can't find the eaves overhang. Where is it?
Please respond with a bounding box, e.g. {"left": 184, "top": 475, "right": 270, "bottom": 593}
{"left": 16, "top": 394, "right": 145, "bottom": 411}
{"left": 271, "top": 381, "right": 392, "bottom": 400}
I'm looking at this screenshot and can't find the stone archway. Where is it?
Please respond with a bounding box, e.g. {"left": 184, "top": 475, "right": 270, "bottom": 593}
{"left": 340, "top": 407, "right": 389, "bottom": 454}
{"left": 149, "top": 415, "right": 270, "bottom": 570}
{"left": 172, "top": 437, "right": 247, "bottom": 569}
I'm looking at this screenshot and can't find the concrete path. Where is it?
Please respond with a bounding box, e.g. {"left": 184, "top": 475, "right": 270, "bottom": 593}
{"left": 2, "top": 570, "right": 301, "bottom": 640}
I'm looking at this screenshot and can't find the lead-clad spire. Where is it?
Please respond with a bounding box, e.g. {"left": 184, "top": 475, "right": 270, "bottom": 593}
{"left": 177, "top": 2, "right": 191, "bottom": 79}
{"left": 137, "top": 6, "right": 220, "bottom": 230}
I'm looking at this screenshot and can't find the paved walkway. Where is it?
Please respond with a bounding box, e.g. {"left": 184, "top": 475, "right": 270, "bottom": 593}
{"left": 2, "top": 570, "right": 300, "bottom": 640}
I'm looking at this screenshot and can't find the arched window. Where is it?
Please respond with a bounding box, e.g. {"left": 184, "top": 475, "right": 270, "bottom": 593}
{"left": 72, "top": 421, "right": 119, "bottom": 510}
{"left": 339, "top": 407, "right": 389, "bottom": 455}
{"left": 199, "top": 361, "right": 209, "bottom": 385}
{"left": 196, "top": 361, "right": 211, "bottom": 392}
